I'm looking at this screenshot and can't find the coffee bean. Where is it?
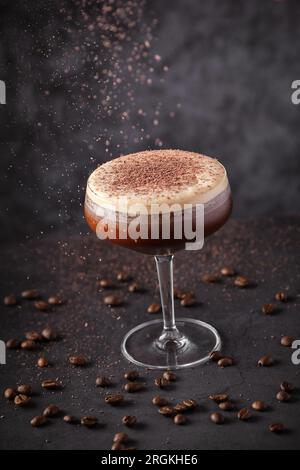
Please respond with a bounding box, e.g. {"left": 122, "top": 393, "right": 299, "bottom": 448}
{"left": 154, "top": 377, "right": 169, "bottom": 389}
{"left": 220, "top": 267, "right": 235, "bottom": 277}
{"left": 14, "top": 394, "right": 31, "bottom": 406}
{"left": 251, "top": 400, "right": 266, "bottom": 411}
{"left": 113, "top": 432, "right": 128, "bottom": 443}
{"left": 81, "top": 416, "right": 98, "bottom": 427}
{"left": 4, "top": 388, "right": 16, "bottom": 400}
{"left": 41, "top": 327, "right": 57, "bottom": 341}
{"left": 4, "top": 294, "right": 17, "bottom": 306}
{"left": 210, "top": 351, "right": 224, "bottom": 362}
{"left": 280, "top": 381, "right": 294, "bottom": 393}
{"left": 152, "top": 396, "right": 168, "bottom": 407}
{"left": 48, "top": 296, "right": 64, "bottom": 305}
{"left": 124, "top": 382, "right": 144, "bottom": 393}
{"left": 21, "top": 289, "right": 39, "bottom": 300}
{"left": 237, "top": 408, "right": 252, "bottom": 421}
{"left": 25, "top": 331, "right": 42, "bottom": 341}
{"left": 182, "top": 399, "right": 197, "bottom": 410}
{"left": 158, "top": 406, "right": 175, "bottom": 417}
{"left": 63, "top": 415, "right": 77, "bottom": 424}
{"left": 122, "top": 415, "right": 137, "bottom": 427}
{"left": 99, "top": 279, "right": 113, "bottom": 288}
{"left": 104, "top": 295, "right": 122, "bottom": 306}
{"left": 128, "top": 282, "right": 140, "bottom": 293}
{"left": 218, "top": 357, "right": 233, "bottom": 368}
{"left": 41, "top": 379, "right": 61, "bottom": 390}
{"left": 269, "top": 423, "right": 284, "bottom": 433}
{"left": 147, "top": 303, "right": 161, "bottom": 313}
{"left": 34, "top": 300, "right": 49, "bottom": 311}
{"left": 117, "top": 271, "right": 130, "bottom": 282}
{"left": 280, "top": 336, "right": 294, "bottom": 347}
{"left": 17, "top": 384, "right": 32, "bottom": 395}
{"left": 275, "top": 292, "right": 287, "bottom": 302}
{"left": 20, "top": 340, "right": 36, "bottom": 350}
{"left": 105, "top": 393, "right": 124, "bottom": 405}
{"left": 262, "top": 303, "right": 276, "bottom": 315}
{"left": 163, "top": 371, "right": 176, "bottom": 382}
{"left": 31, "top": 415, "right": 46, "bottom": 427}
{"left": 173, "top": 288, "right": 185, "bottom": 300}
{"left": 276, "top": 390, "right": 290, "bottom": 402}
{"left": 43, "top": 404, "right": 60, "bottom": 417}
{"left": 201, "top": 274, "right": 220, "bottom": 284}
{"left": 234, "top": 276, "right": 249, "bottom": 287}
{"left": 37, "top": 357, "right": 49, "bottom": 368}
{"left": 210, "top": 412, "right": 225, "bottom": 424}
{"left": 174, "top": 402, "right": 188, "bottom": 413}
{"left": 124, "top": 370, "right": 139, "bottom": 381}
{"left": 209, "top": 394, "right": 229, "bottom": 403}
{"left": 6, "top": 339, "right": 20, "bottom": 349}
{"left": 111, "top": 442, "right": 124, "bottom": 450}
{"left": 180, "top": 296, "right": 196, "bottom": 307}
{"left": 96, "top": 376, "right": 112, "bottom": 387}
{"left": 174, "top": 414, "right": 186, "bottom": 425}
{"left": 69, "top": 355, "right": 88, "bottom": 366}
{"left": 257, "top": 354, "right": 274, "bottom": 367}
{"left": 219, "top": 401, "right": 232, "bottom": 411}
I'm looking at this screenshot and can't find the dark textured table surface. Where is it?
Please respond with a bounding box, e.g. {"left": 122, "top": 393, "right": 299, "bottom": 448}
{"left": 0, "top": 218, "right": 300, "bottom": 450}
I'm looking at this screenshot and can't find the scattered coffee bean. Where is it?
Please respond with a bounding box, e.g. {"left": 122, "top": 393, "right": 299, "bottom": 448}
{"left": 234, "top": 276, "right": 249, "bottom": 287}
{"left": 41, "top": 327, "right": 57, "bottom": 341}
{"left": 147, "top": 303, "right": 161, "bottom": 313}
{"left": 17, "top": 384, "right": 32, "bottom": 395}
{"left": 25, "top": 331, "right": 42, "bottom": 341}
{"left": 210, "top": 412, "right": 225, "bottom": 424}
{"left": 173, "top": 288, "right": 185, "bottom": 300}
{"left": 48, "top": 295, "right": 64, "bottom": 305}
{"left": 163, "top": 371, "right": 176, "bottom": 382}
{"left": 276, "top": 391, "right": 290, "bottom": 402}
{"left": 99, "top": 279, "right": 113, "bottom": 288}
{"left": 201, "top": 274, "right": 220, "bottom": 284}
{"left": 31, "top": 415, "right": 46, "bottom": 427}
{"left": 182, "top": 399, "right": 197, "bottom": 410}
{"left": 4, "top": 294, "right": 17, "bottom": 306}
{"left": 174, "top": 402, "right": 188, "bottom": 413}
{"left": 117, "top": 271, "right": 130, "bottom": 282}
{"left": 128, "top": 282, "right": 140, "bottom": 293}
{"left": 280, "top": 381, "right": 294, "bottom": 393}
{"left": 111, "top": 442, "right": 124, "bottom": 450}
{"left": 220, "top": 266, "right": 235, "bottom": 277}
{"left": 41, "top": 379, "right": 61, "bottom": 390}
{"left": 219, "top": 401, "right": 232, "bottom": 411}
{"left": 209, "top": 394, "right": 229, "bottom": 403}
{"left": 275, "top": 292, "right": 287, "bottom": 302}
{"left": 269, "top": 423, "right": 284, "bottom": 433}
{"left": 6, "top": 339, "right": 20, "bottom": 349}
{"left": 14, "top": 394, "right": 30, "bottom": 406}
{"left": 21, "top": 289, "right": 39, "bottom": 300}
{"left": 218, "top": 357, "right": 233, "bottom": 368}
{"left": 96, "top": 376, "right": 112, "bottom": 387}
{"left": 105, "top": 393, "right": 124, "bottom": 405}
{"left": 37, "top": 357, "right": 49, "bottom": 368}
{"left": 124, "top": 382, "right": 144, "bottom": 393}
{"left": 154, "top": 377, "right": 169, "bottom": 389}
{"left": 63, "top": 415, "right": 77, "bottom": 424}
{"left": 122, "top": 415, "right": 137, "bottom": 427}
{"left": 81, "top": 416, "right": 98, "bottom": 427}
{"left": 180, "top": 296, "right": 196, "bottom": 307}
{"left": 174, "top": 414, "right": 186, "bottom": 425}
{"left": 280, "top": 336, "right": 294, "bottom": 347}
{"left": 4, "top": 388, "right": 16, "bottom": 400}
{"left": 251, "top": 400, "right": 266, "bottom": 411}
{"left": 257, "top": 354, "right": 274, "bottom": 367}
{"left": 113, "top": 432, "right": 128, "bottom": 443}
{"left": 210, "top": 351, "right": 224, "bottom": 362}
{"left": 262, "top": 303, "right": 276, "bottom": 315}
{"left": 34, "top": 300, "right": 49, "bottom": 311}
{"left": 237, "top": 408, "right": 252, "bottom": 421}
{"left": 124, "top": 370, "right": 139, "bottom": 381}
{"left": 158, "top": 406, "right": 175, "bottom": 417}
{"left": 104, "top": 295, "right": 122, "bottom": 306}
{"left": 43, "top": 404, "right": 60, "bottom": 417}
{"left": 69, "top": 355, "right": 88, "bottom": 366}
{"left": 20, "top": 340, "right": 36, "bottom": 351}
{"left": 152, "top": 396, "right": 168, "bottom": 407}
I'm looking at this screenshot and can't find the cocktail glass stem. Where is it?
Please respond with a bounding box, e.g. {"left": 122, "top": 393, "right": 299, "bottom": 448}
{"left": 155, "top": 255, "right": 186, "bottom": 350}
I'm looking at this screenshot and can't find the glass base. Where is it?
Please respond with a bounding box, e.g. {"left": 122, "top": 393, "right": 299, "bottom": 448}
{"left": 121, "top": 318, "right": 221, "bottom": 370}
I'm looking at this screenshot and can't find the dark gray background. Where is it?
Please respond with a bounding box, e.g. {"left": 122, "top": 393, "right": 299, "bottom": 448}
{"left": 1, "top": 0, "right": 300, "bottom": 243}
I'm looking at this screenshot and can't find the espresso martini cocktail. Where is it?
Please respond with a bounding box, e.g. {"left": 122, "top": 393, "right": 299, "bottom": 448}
{"left": 84, "top": 149, "right": 232, "bottom": 369}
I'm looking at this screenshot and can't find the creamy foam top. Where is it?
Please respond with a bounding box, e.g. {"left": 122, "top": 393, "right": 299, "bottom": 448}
{"left": 86, "top": 149, "right": 229, "bottom": 214}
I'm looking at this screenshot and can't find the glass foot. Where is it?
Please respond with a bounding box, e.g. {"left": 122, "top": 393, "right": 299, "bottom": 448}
{"left": 121, "top": 318, "right": 221, "bottom": 370}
